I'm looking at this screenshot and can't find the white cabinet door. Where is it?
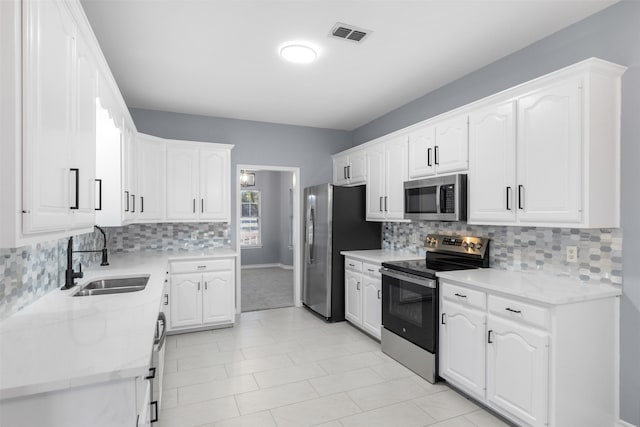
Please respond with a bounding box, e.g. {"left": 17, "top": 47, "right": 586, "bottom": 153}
{"left": 71, "top": 32, "right": 97, "bottom": 229}
{"left": 22, "top": 0, "right": 75, "bottom": 233}
{"left": 344, "top": 270, "right": 362, "bottom": 325}
{"left": 408, "top": 125, "right": 436, "bottom": 179}
{"left": 468, "top": 102, "right": 517, "bottom": 223}
{"left": 384, "top": 136, "right": 409, "bottom": 220}
{"left": 333, "top": 154, "right": 349, "bottom": 185}
{"left": 202, "top": 271, "right": 234, "bottom": 325}
{"left": 366, "top": 144, "right": 386, "bottom": 221}
{"left": 487, "top": 315, "right": 549, "bottom": 427}
{"left": 200, "top": 147, "right": 229, "bottom": 221}
{"left": 361, "top": 274, "right": 381, "bottom": 339}
{"left": 137, "top": 137, "right": 165, "bottom": 221}
{"left": 435, "top": 116, "right": 468, "bottom": 174}
{"left": 122, "top": 126, "right": 137, "bottom": 221}
{"left": 439, "top": 300, "right": 487, "bottom": 399}
{"left": 166, "top": 145, "right": 199, "bottom": 220}
{"left": 170, "top": 273, "right": 202, "bottom": 329}
{"left": 349, "top": 149, "right": 367, "bottom": 184}
{"left": 516, "top": 79, "right": 582, "bottom": 224}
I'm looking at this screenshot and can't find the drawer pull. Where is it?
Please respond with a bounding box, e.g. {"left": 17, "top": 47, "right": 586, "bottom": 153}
{"left": 197, "top": 265, "right": 207, "bottom": 269}
{"left": 454, "top": 293, "right": 467, "bottom": 298}
{"left": 505, "top": 307, "right": 522, "bottom": 314}
{"left": 367, "top": 268, "right": 375, "bottom": 272}
{"left": 348, "top": 263, "right": 355, "bottom": 267}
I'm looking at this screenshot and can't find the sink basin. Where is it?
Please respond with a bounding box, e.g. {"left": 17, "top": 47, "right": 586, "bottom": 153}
{"left": 73, "top": 275, "right": 150, "bottom": 297}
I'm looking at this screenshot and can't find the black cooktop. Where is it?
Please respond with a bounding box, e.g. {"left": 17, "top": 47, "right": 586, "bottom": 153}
{"left": 381, "top": 234, "right": 490, "bottom": 279}
{"left": 382, "top": 259, "right": 479, "bottom": 279}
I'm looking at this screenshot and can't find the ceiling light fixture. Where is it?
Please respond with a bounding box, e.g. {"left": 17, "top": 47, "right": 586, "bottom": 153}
{"left": 279, "top": 44, "right": 317, "bottom": 64}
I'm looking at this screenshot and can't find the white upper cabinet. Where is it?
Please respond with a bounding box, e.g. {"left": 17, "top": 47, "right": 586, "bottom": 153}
{"left": 516, "top": 79, "right": 582, "bottom": 224}
{"left": 137, "top": 134, "right": 166, "bottom": 222}
{"left": 166, "top": 145, "right": 199, "bottom": 221}
{"left": 366, "top": 136, "right": 409, "bottom": 222}
{"left": 166, "top": 141, "right": 232, "bottom": 222}
{"left": 332, "top": 148, "right": 366, "bottom": 186}
{"left": 200, "top": 147, "right": 230, "bottom": 221}
{"left": 408, "top": 115, "right": 468, "bottom": 180}
{"left": 468, "top": 60, "right": 625, "bottom": 228}
{"left": 468, "top": 101, "right": 517, "bottom": 223}
{"left": 22, "top": 0, "right": 97, "bottom": 234}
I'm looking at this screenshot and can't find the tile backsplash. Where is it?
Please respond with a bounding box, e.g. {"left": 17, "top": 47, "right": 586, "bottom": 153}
{"left": 0, "top": 222, "right": 231, "bottom": 320}
{"left": 383, "top": 222, "right": 623, "bottom": 285}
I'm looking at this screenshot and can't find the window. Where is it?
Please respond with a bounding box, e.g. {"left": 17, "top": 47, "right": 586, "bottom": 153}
{"left": 240, "top": 190, "right": 261, "bottom": 246}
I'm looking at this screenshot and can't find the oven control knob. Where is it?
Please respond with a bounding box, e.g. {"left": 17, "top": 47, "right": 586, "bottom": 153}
{"left": 462, "top": 242, "right": 469, "bottom": 249}
{"left": 468, "top": 242, "right": 476, "bottom": 250}
{"left": 476, "top": 243, "right": 483, "bottom": 250}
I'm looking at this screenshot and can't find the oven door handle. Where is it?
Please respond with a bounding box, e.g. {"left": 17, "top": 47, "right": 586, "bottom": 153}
{"left": 380, "top": 267, "right": 436, "bottom": 289}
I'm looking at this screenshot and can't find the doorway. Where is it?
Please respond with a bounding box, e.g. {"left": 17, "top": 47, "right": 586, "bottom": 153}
{"left": 235, "top": 165, "right": 301, "bottom": 313}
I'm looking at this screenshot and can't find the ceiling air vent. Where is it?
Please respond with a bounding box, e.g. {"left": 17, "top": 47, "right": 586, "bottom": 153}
{"left": 330, "top": 23, "right": 371, "bottom": 43}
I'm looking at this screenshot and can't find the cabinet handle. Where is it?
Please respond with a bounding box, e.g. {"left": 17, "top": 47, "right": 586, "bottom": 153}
{"left": 343, "top": 166, "right": 347, "bottom": 180}
{"left": 379, "top": 196, "right": 383, "bottom": 212}
{"left": 356, "top": 282, "right": 360, "bottom": 291}
{"left": 377, "top": 289, "right": 381, "bottom": 299}
{"left": 506, "top": 186, "right": 512, "bottom": 211}
{"left": 427, "top": 147, "right": 432, "bottom": 167}
{"left": 348, "top": 263, "right": 355, "bottom": 267}
{"left": 434, "top": 145, "right": 440, "bottom": 165}
{"left": 145, "top": 367, "right": 156, "bottom": 380}
{"left": 141, "top": 196, "right": 144, "bottom": 213}
{"left": 193, "top": 198, "right": 196, "bottom": 213}
{"left": 518, "top": 185, "right": 524, "bottom": 210}
{"left": 150, "top": 400, "right": 158, "bottom": 423}
{"left": 488, "top": 330, "right": 494, "bottom": 344}
{"left": 454, "top": 293, "right": 467, "bottom": 299}
{"left": 384, "top": 196, "right": 388, "bottom": 212}
{"left": 124, "top": 191, "right": 129, "bottom": 212}
{"left": 347, "top": 165, "right": 351, "bottom": 179}
{"left": 367, "top": 268, "right": 374, "bottom": 272}
{"left": 164, "top": 294, "right": 168, "bottom": 305}
{"left": 441, "top": 313, "right": 446, "bottom": 324}
{"left": 201, "top": 198, "right": 204, "bottom": 213}
{"left": 505, "top": 307, "right": 522, "bottom": 314}
{"left": 95, "top": 179, "right": 102, "bottom": 211}
{"left": 197, "top": 265, "right": 207, "bottom": 269}
{"left": 131, "top": 194, "right": 135, "bottom": 213}
{"left": 205, "top": 281, "right": 208, "bottom": 290}
{"left": 198, "top": 282, "right": 201, "bottom": 291}
{"left": 70, "top": 168, "right": 79, "bottom": 209}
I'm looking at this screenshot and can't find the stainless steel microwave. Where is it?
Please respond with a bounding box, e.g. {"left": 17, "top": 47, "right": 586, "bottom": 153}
{"left": 404, "top": 174, "right": 467, "bottom": 221}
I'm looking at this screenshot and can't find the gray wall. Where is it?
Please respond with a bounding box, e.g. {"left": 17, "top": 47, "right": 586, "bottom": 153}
{"left": 129, "top": 108, "right": 353, "bottom": 256}
{"left": 240, "top": 170, "right": 293, "bottom": 266}
{"left": 353, "top": 2, "right": 640, "bottom": 424}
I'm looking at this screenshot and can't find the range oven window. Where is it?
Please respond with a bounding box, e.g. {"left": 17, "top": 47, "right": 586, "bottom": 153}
{"left": 405, "top": 186, "right": 437, "bottom": 214}
{"left": 382, "top": 272, "right": 437, "bottom": 354}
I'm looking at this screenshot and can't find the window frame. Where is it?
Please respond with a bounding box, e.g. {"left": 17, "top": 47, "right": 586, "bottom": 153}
{"left": 240, "top": 189, "right": 262, "bottom": 248}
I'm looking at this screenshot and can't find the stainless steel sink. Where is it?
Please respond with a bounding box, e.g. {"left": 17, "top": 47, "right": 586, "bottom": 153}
{"left": 73, "top": 275, "right": 149, "bottom": 297}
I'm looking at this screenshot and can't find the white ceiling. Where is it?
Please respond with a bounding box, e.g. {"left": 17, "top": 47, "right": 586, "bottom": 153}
{"left": 81, "top": 0, "right": 618, "bottom": 130}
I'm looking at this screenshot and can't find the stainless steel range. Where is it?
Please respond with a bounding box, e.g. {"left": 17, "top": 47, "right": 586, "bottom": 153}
{"left": 380, "top": 234, "right": 490, "bottom": 383}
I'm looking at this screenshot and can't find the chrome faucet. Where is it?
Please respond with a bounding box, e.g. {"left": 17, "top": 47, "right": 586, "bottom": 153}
{"left": 62, "top": 226, "right": 110, "bottom": 290}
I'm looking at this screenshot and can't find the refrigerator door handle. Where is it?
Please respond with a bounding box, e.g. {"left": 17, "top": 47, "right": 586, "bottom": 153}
{"left": 307, "top": 204, "right": 315, "bottom": 264}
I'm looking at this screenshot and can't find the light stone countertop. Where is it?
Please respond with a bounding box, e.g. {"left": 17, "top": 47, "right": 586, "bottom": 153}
{"left": 340, "top": 249, "right": 422, "bottom": 264}
{"left": 0, "top": 249, "right": 237, "bottom": 400}
{"left": 437, "top": 268, "right": 621, "bottom": 305}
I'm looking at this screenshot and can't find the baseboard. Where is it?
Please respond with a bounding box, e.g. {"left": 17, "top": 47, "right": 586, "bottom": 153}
{"left": 241, "top": 263, "right": 293, "bottom": 270}
{"left": 617, "top": 419, "right": 638, "bottom": 427}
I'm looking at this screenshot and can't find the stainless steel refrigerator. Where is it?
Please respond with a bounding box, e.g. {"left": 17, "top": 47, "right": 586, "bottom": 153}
{"left": 302, "top": 184, "right": 381, "bottom": 321}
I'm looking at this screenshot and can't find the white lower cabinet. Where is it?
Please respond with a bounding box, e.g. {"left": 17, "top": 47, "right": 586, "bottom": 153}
{"left": 344, "top": 257, "right": 382, "bottom": 340}
{"left": 439, "top": 280, "right": 618, "bottom": 427}
{"left": 486, "top": 315, "right": 549, "bottom": 427}
{"left": 168, "top": 258, "right": 235, "bottom": 331}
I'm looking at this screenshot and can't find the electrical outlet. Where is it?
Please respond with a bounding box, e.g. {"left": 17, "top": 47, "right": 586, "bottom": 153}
{"left": 566, "top": 246, "right": 578, "bottom": 263}
{"left": 190, "top": 232, "right": 198, "bottom": 241}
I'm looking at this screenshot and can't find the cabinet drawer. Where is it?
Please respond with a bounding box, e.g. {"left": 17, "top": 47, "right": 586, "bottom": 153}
{"left": 170, "top": 258, "right": 234, "bottom": 274}
{"left": 345, "top": 258, "right": 363, "bottom": 272}
{"left": 362, "top": 262, "right": 380, "bottom": 277}
{"left": 441, "top": 282, "right": 486, "bottom": 310}
{"left": 488, "top": 295, "right": 549, "bottom": 330}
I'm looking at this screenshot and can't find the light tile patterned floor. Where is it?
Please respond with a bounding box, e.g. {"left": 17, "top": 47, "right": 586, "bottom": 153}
{"left": 158, "top": 307, "right": 510, "bottom": 427}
